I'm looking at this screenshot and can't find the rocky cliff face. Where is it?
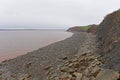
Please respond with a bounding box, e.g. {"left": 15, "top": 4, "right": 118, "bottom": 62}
{"left": 97, "top": 10, "right": 120, "bottom": 71}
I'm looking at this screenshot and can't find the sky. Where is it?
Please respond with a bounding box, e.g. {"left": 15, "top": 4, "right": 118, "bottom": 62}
{"left": 0, "top": 0, "right": 120, "bottom": 29}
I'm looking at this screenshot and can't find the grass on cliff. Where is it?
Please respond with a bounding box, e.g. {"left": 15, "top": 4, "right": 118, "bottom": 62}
{"left": 80, "top": 26, "right": 91, "bottom": 31}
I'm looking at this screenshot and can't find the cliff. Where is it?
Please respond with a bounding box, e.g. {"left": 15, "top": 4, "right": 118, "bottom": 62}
{"left": 97, "top": 9, "right": 120, "bottom": 71}
{"left": 67, "top": 25, "right": 98, "bottom": 34}
{"left": 87, "top": 24, "right": 98, "bottom": 34}
{"left": 67, "top": 26, "right": 91, "bottom": 32}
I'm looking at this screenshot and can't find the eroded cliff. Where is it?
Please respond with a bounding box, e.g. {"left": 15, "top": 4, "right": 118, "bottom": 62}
{"left": 97, "top": 9, "right": 120, "bottom": 71}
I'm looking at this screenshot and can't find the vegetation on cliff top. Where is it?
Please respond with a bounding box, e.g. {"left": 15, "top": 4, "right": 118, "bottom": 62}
{"left": 67, "top": 25, "right": 98, "bottom": 34}
{"left": 80, "top": 26, "right": 91, "bottom": 31}
{"left": 67, "top": 25, "right": 91, "bottom": 32}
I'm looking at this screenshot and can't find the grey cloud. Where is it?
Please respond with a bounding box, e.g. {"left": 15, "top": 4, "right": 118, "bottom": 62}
{"left": 0, "top": 0, "right": 120, "bottom": 29}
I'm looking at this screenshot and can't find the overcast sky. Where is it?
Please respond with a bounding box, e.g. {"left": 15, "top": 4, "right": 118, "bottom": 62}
{"left": 0, "top": 0, "right": 120, "bottom": 29}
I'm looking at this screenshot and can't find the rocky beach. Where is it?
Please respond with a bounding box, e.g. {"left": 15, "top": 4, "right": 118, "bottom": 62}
{"left": 0, "top": 32, "right": 88, "bottom": 80}
{"left": 0, "top": 9, "right": 120, "bottom": 80}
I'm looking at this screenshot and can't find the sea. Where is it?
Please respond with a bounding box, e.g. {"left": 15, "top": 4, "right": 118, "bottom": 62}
{"left": 0, "top": 29, "right": 72, "bottom": 62}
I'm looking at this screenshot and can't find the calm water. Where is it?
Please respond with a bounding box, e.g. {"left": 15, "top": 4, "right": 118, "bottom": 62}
{"left": 0, "top": 30, "right": 72, "bottom": 62}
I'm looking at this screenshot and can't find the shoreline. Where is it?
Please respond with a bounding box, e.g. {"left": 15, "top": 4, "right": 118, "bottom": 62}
{"left": 0, "top": 32, "right": 87, "bottom": 80}
{"left": 0, "top": 31, "right": 119, "bottom": 80}
{"left": 0, "top": 31, "right": 73, "bottom": 62}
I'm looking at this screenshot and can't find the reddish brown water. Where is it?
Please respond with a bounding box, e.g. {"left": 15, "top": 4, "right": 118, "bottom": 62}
{"left": 0, "top": 30, "right": 72, "bottom": 62}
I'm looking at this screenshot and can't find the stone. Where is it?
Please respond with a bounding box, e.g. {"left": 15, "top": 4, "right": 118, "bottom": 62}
{"left": 10, "top": 74, "right": 16, "bottom": 78}
{"left": 62, "top": 57, "right": 68, "bottom": 60}
{"left": 92, "top": 66, "right": 101, "bottom": 77}
{"left": 45, "top": 71, "right": 50, "bottom": 76}
{"left": 26, "top": 73, "right": 31, "bottom": 78}
{"left": 0, "top": 71, "right": 2, "bottom": 75}
{"left": 74, "top": 62, "right": 82, "bottom": 68}
{"left": 64, "top": 63, "right": 69, "bottom": 66}
{"left": 93, "top": 70, "right": 100, "bottom": 77}
{"left": 94, "top": 69, "right": 120, "bottom": 80}
{"left": 68, "top": 63, "right": 74, "bottom": 67}
{"left": 0, "top": 76, "right": 2, "bottom": 80}
{"left": 68, "top": 74, "right": 72, "bottom": 79}
{"left": 26, "top": 62, "right": 32, "bottom": 68}
{"left": 86, "top": 50, "right": 91, "bottom": 54}
{"left": 73, "top": 72, "right": 82, "bottom": 80}
{"left": 84, "top": 69, "right": 89, "bottom": 76}
{"left": 73, "top": 58, "right": 78, "bottom": 62}
{"left": 61, "top": 77, "right": 67, "bottom": 80}
{"left": 50, "top": 73, "right": 57, "bottom": 78}
{"left": 54, "top": 77, "right": 59, "bottom": 80}
{"left": 18, "top": 73, "right": 32, "bottom": 80}
{"left": 95, "top": 61, "right": 101, "bottom": 65}
{"left": 82, "top": 76, "right": 90, "bottom": 80}
{"left": 20, "top": 77, "right": 26, "bottom": 80}
{"left": 44, "top": 65, "right": 51, "bottom": 70}
{"left": 68, "top": 68, "right": 74, "bottom": 74}
{"left": 60, "top": 67, "right": 69, "bottom": 72}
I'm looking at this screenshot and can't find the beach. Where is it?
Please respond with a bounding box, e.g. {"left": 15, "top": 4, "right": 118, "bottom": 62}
{"left": 0, "top": 32, "right": 88, "bottom": 80}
